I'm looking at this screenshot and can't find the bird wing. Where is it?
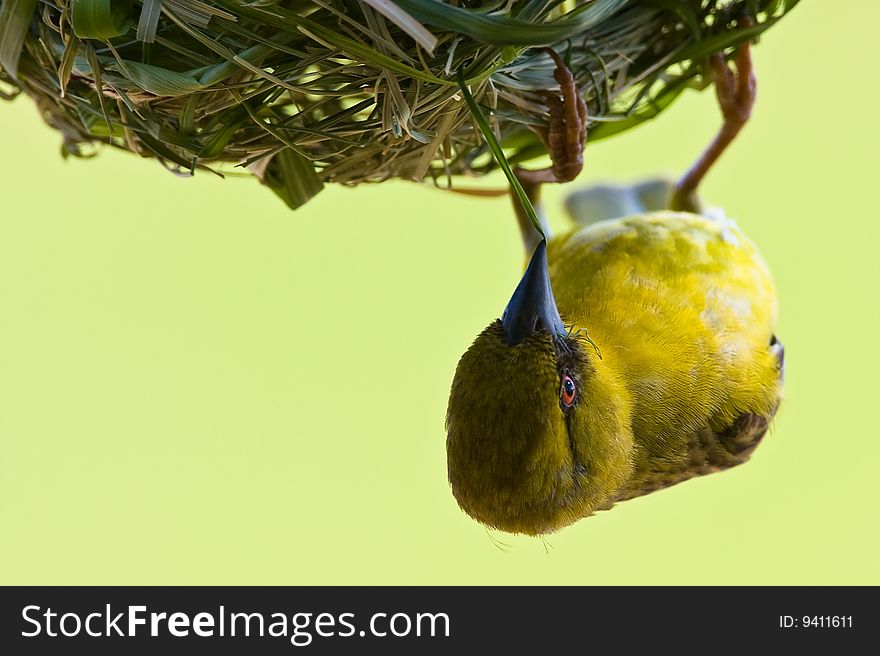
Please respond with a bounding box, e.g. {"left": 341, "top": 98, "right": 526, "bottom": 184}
{"left": 611, "top": 407, "right": 777, "bottom": 505}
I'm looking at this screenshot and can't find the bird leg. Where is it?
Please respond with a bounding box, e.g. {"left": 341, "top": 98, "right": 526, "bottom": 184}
{"left": 514, "top": 48, "right": 588, "bottom": 254}
{"left": 670, "top": 30, "right": 756, "bottom": 213}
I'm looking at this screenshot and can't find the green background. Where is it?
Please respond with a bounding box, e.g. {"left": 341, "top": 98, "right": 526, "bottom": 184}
{"left": 1, "top": 2, "right": 877, "bottom": 585}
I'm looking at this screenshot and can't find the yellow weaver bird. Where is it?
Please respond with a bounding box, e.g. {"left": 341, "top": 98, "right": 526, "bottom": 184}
{"left": 446, "top": 36, "right": 784, "bottom": 535}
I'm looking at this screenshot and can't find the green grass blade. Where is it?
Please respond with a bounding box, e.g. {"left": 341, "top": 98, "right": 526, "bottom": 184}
{"left": 84, "top": 41, "right": 113, "bottom": 140}
{"left": 197, "top": 109, "right": 247, "bottom": 159}
{"left": 262, "top": 148, "right": 325, "bottom": 211}
{"left": 136, "top": 0, "right": 162, "bottom": 43}
{"left": 648, "top": 0, "right": 701, "bottom": 39}
{"left": 58, "top": 33, "right": 82, "bottom": 97}
{"left": 395, "top": 0, "right": 629, "bottom": 46}
{"left": 589, "top": 84, "right": 688, "bottom": 142}
{"left": 0, "top": 0, "right": 38, "bottom": 79}
{"left": 70, "top": 0, "right": 134, "bottom": 40}
{"left": 360, "top": 0, "right": 438, "bottom": 54}
{"left": 673, "top": 13, "right": 790, "bottom": 63}
{"left": 110, "top": 60, "right": 205, "bottom": 96}
{"left": 456, "top": 69, "right": 543, "bottom": 239}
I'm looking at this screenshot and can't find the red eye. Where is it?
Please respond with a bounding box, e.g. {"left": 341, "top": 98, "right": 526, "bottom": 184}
{"left": 561, "top": 375, "right": 576, "bottom": 407}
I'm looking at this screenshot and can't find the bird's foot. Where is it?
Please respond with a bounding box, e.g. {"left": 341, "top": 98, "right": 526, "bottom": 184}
{"left": 515, "top": 48, "right": 588, "bottom": 189}
{"left": 670, "top": 18, "right": 756, "bottom": 213}
{"left": 712, "top": 33, "right": 756, "bottom": 136}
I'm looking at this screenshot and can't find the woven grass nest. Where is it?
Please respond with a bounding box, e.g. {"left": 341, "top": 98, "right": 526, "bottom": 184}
{"left": 0, "top": 0, "right": 797, "bottom": 210}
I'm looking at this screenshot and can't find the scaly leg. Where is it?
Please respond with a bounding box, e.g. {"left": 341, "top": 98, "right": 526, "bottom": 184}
{"left": 514, "top": 48, "right": 588, "bottom": 254}
{"left": 670, "top": 31, "right": 757, "bottom": 213}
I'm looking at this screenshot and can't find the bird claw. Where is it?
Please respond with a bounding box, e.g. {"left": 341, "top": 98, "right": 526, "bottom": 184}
{"left": 670, "top": 20, "right": 757, "bottom": 213}
{"left": 710, "top": 38, "right": 756, "bottom": 134}
{"left": 515, "top": 48, "right": 587, "bottom": 188}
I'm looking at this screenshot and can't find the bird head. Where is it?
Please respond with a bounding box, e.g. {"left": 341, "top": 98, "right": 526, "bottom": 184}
{"left": 446, "top": 241, "right": 634, "bottom": 535}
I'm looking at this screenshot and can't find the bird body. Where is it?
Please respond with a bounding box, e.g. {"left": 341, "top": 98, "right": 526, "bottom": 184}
{"left": 447, "top": 35, "right": 782, "bottom": 535}
{"left": 550, "top": 211, "right": 781, "bottom": 494}
{"left": 446, "top": 205, "right": 783, "bottom": 535}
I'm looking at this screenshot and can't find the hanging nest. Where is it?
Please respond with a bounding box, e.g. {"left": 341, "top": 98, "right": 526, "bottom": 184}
{"left": 0, "top": 0, "right": 798, "bottom": 210}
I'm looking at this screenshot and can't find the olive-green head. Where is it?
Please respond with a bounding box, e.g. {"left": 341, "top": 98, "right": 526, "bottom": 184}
{"left": 446, "top": 242, "right": 634, "bottom": 535}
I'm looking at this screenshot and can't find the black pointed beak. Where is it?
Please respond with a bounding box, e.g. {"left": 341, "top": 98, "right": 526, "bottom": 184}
{"left": 501, "top": 240, "right": 564, "bottom": 345}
